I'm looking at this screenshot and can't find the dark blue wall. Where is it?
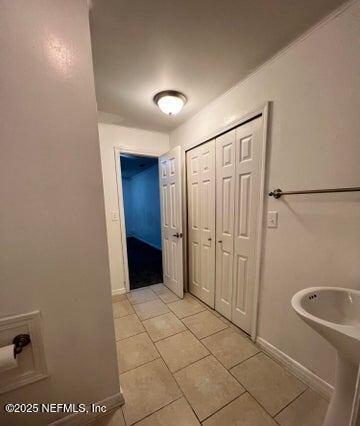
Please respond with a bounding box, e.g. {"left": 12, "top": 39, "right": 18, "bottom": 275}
{"left": 121, "top": 163, "right": 162, "bottom": 250}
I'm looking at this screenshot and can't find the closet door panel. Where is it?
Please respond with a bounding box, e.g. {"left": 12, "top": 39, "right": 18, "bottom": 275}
{"left": 187, "top": 140, "right": 216, "bottom": 307}
{"left": 232, "top": 117, "right": 263, "bottom": 333}
{"left": 187, "top": 148, "right": 202, "bottom": 299}
{"left": 199, "top": 140, "right": 216, "bottom": 306}
{"left": 215, "top": 130, "right": 236, "bottom": 319}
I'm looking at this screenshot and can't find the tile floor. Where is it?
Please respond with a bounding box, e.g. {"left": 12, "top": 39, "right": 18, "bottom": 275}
{"left": 97, "top": 285, "right": 329, "bottom": 425}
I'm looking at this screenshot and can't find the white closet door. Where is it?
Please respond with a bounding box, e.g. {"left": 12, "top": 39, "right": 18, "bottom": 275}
{"left": 215, "top": 130, "right": 236, "bottom": 319}
{"left": 187, "top": 140, "right": 216, "bottom": 307}
{"left": 159, "top": 146, "right": 184, "bottom": 298}
{"left": 187, "top": 147, "right": 201, "bottom": 299}
{"left": 232, "top": 117, "right": 263, "bottom": 333}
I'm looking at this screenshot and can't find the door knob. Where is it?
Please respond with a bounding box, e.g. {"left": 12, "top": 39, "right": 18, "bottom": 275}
{"left": 218, "top": 240, "right": 223, "bottom": 243}
{"left": 208, "top": 237, "right": 212, "bottom": 241}
{"left": 173, "top": 232, "right": 183, "bottom": 238}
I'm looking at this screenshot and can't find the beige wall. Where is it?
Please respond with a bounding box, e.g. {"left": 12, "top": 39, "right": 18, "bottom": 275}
{"left": 0, "top": 1, "right": 120, "bottom": 424}
{"left": 170, "top": 0, "right": 360, "bottom": 387}
{"left": 98, "top": 123, "right": 169, "bottom": 293}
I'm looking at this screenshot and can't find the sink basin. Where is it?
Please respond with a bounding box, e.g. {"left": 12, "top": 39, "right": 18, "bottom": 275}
{"left": 292, "top": 287, "right": 360, "bottom": 426}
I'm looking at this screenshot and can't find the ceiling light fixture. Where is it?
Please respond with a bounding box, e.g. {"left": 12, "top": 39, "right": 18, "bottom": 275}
{"left": 153, "top": 90, "right": 187, "bottom": 116}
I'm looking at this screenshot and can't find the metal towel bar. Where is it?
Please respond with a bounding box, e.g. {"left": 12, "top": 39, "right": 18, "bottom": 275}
{"left": 269, "top": 186, "right": 360, "bottom": 199}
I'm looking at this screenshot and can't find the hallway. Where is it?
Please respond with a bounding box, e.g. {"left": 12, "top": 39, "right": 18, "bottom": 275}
{"left": 106, "top": 287, "right": 329, "bottom": 426}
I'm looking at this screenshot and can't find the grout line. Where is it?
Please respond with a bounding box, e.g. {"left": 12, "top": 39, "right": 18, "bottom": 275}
{"left": 123, "top": 395, "right": 184, "bottom": 426}
{"left": 168, "top": 307, "right": 208, "bottom": 320}
{"left": 199, "top": 391, "right": 247, "bottom": 423}
{"left": 225, "top": 350, "right": 263, "bottom": 372}
{"left": 198, "top": 325, "right": 232, "bottom": 341}
{"left": 227, "top": 361, "right": 308, "bottom": 420}
{"left": 150, "top": 328, "right": 189, "bottom": 344}
{"left": 229, "top": 379, "right": 275, "bottom": 418}
{"left": 154, "top": 348, "right": 201, "bottom": 424}
{"left": 135, "top": 310, "right": 171, "bottom": 322}
{"left": 176, "top": 314, "right": 217, "bottom": 354}
{"left": 220, "top": 350, "right": 262, "bottom": 373}
{"left": 115, "top": 329, "right": 145, "bottom": 342}
{"left": 119, "top": 353, "right": 161, "bottom": 377}
{"left": 184, "top": 324, "right": 229, "bottom": 341}
{"left": 171, "top": 363, "right": 207, "bottom": 424}
{"left": 171, "top": 353, "right": 212, "bottom": 375}
{"left": 272, "top": 387, "right": 308, "bottom": 419}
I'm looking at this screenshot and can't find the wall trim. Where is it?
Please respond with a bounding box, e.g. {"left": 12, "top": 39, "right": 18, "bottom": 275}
{"left": 257, "top": 337, "right": 333, "bottom": 401}
{"left": 112, "top": 288, "right": 127, "bottom": 301}
{"left": 50, "top": 391, "right": 124, "bottom": 425}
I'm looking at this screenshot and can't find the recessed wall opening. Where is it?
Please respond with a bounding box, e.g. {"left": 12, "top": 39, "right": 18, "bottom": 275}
{"left": 119, "top": 153, "right": 163, "bottom": 290}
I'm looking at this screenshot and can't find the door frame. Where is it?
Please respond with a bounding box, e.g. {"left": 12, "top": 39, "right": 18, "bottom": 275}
{"left": 183, "top": 102, "right": 270, "bottom": 341}
{"left": 113, "top": 145, "right": 165, "bottom": 293}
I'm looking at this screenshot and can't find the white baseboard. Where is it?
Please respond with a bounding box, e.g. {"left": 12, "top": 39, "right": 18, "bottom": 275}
{"left": 50, "top": 392, "right": 124, "bottom": 425}
{"left": 112, "top": 288, "right": 127, "bottom": 301}
{"left": 256, "top": 337, "right": 333, "bottom": 401}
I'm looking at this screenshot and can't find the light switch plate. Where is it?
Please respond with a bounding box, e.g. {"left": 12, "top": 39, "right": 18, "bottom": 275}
{"left": 267, "top": 211, "right": 278, "bottom": 228}
{"left": 111, "top": 211, "right": 120, "bottom": 221}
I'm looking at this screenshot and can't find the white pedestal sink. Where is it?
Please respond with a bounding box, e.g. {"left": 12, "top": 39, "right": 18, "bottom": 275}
{"left": 292, "top": 287, "right": 360, "bottom": 426}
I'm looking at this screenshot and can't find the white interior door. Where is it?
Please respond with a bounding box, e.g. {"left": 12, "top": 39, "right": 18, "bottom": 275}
{"left": 159, "top": 146, "right": 184, "bottom": 298}
{"left": 215, "top": 130, "right": 236, "bottom": 319}
{"left": 232, "top": 117, "right": 263, "bottom": 332}
{"left": 187, "top": 140, "right": 216, "bottom": 307}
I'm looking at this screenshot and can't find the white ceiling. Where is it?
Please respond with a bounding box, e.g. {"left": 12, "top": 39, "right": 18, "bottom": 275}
{"left": 90, "top": 0, "right": 344, "bottom": 133}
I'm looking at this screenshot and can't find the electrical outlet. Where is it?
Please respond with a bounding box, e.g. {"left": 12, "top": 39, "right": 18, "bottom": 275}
{"left": 267, "top": 211, "right": 278, "bottom": 228}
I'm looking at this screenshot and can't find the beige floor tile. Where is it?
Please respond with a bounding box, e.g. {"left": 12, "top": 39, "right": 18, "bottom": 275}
{"left": 121, "top": 358, "right": 182, "bottom": 425}
{"left": 275, "top": 389, "right": 328, "bottom": 426}
{"left": 96, "top": 408, "right": 125, "bottom": 426}
{"left": 203, "top": 393, "right": 277, "bottom": 425}
{"left": 206, "top": 307, "right": 222, "bottom": 318}
{"left": 202, "top": 328, "right": 260, "bottom": 369}
{"left": 168, "top": 294, "right": 207, "bottom": 319}
{"left": 135, "top": 397, "right": 200, "bottom": 426}
{"left": 143, "top": 312, "right": 186, "bottom": 342}
{"left": 127, "top": 288, "right": 158, "bottom": 305}
{"left": 114, "top": 314, "right": 145, "bottom": 340}
{"left": 182, "top": 311, "right": 228, "bottom": 339}
{"left": 174, "top": 355, "right": 244, "bottom": 421}
{"left": 218, "top": 317, "right": 249, "bottom": 337}
{"left": 116, "top": 332, "right": 159, "bottom": 373}
{"left": 150, "top": 283, "right": 167, "bottom": 294}
{"left": 113, "top": 299, "right": 134, "bottom": 319}
{"left": 134, "top": 299, "right": 170, "bottom": 320}
{"left": 156, "top": 330, "right": 209, "bottom": 372}
{"left": 231, "top": 352, "right": 307, "bottom": 416}
{"left": 158, "top": 289, "right": 180, "bottom": 304}
{"left": 112, "top": 294, "right": 127, "bottom": 302}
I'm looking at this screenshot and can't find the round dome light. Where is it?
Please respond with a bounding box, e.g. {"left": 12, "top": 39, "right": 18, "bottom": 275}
{"left": 153, "top": 90, "right": 187, "bottom": 116}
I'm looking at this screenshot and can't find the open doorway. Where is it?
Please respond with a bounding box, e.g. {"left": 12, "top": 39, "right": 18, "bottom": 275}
{"left": 119, "top": 153, "right": 163, "bottom": 290}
